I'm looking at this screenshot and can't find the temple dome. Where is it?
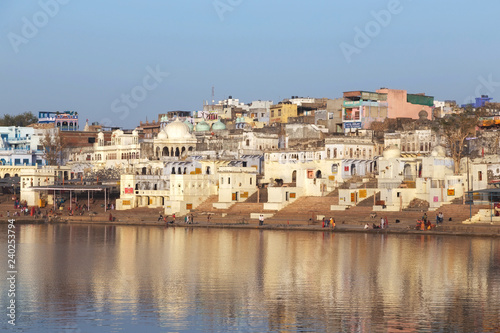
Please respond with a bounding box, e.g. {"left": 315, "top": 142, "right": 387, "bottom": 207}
{"left": 196, "top": 121, "right": 210, "bottom": 132}
{"left": 164, "top": 118, "right": 192, "bottom": 139}
{"left": 211, "top": 120, "right": 226, "bottom": 131}
{"left": 383, "top": 145, "right": 401, "bottom": 159}
{"left": 157, "top": 131, "right": 168, "bottom": 139}
{"left": 184, "top": 120, "right": 193, "bottom": 132}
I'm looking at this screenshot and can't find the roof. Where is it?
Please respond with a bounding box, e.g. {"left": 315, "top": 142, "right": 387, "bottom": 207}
{"left": 28, "top": 185, "right": 110, "bottom": 191}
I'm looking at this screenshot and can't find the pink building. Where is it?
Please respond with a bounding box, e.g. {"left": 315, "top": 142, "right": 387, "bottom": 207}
{"left": 342, "top": 88, "right": 434, "bottom": 132}
{"left": 376, "top": 88, "right": 433, "bottom": 120}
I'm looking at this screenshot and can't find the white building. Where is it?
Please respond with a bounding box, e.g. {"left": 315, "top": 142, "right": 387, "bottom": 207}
{"left": 0, "top": 126, "right": 47, "bottom": 166}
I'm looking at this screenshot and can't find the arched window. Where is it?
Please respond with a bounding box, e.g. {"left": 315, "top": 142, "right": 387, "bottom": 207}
{"left": 332, "top": 164, "right": 338, "bottom": 173}
{"left": 333, "top": 148, "right": 337, "bottom": 158}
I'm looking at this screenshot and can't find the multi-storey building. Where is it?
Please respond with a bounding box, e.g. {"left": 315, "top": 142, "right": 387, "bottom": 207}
{"left": 38, "top": 111, "right": 79, "bottom": 131}
{"left": 0, "top": 126, "right": 46, "bottom": 166}
{"left": 342, "top": 89, "right": 434, "bottom": 132}
{"left": 270, "top": 102, "right": 298, "bottom": 124}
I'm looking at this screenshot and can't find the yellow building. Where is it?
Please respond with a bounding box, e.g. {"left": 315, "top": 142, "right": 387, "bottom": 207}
{"left": 270, "top": 102, "right": 297, "bottom": 124}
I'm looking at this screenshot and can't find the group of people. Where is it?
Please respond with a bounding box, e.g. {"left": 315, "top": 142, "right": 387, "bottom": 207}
{"left": 184, "top": 214, "right": 195, "bottom": 224}
{"left": 364, "top": 216, "right": 389, "bottom": 229}
{"left": 416, "top": 212, "right": 443, "bottom": 230}
{"left": 435, "top": 212, "right": 444, "bottom": 225}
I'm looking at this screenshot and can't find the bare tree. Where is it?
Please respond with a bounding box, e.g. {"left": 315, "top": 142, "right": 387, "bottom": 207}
{"left": 433, "top": 109, "right": 480, "bottom": 174}
{"left": 41, "top": 130, "right": 66, "bottom": 166}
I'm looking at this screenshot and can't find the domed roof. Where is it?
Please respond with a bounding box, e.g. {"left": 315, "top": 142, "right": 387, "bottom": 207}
{"left": 196, "top": 121, "right": 210, "bottom": 132}
{"left": 184, "top": 120, "right": 193, "bottom": 131}
{"left": 157, "top": 131, "right": 168, "bottom": 139}
{"left": 97, "top": 132, "right": 104, "bottom": 139}
{"left": 132, "top": 129, "right": 138, "bottom": 136}
{"left": 164, "top": 118, "right": 192, "bottom": 139}
{"left": 383, "top": 145, "right": 401, "bottom": 159}
{"left": 113, "top": 129, "right": 124, "bottom": 136}
{"left": 418, "top": 110, "right": 429, "bottom": 120}
{"left": 212, "top": 120, "right": 226, "bottom": 131}
{"left": 431, "top": 145, "right": 446, "bottom": 157}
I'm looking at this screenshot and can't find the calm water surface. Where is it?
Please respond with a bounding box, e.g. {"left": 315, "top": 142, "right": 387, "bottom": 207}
{"left": 1, "top": 224, "right": 500, "bottom": 332}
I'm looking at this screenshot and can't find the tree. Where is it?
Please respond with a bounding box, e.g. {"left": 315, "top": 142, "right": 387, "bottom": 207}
{"left": 41, "top": 130, "right": 66, "bottom": 166}
{"left": 433, "top": 110, "right": 480, "bottom": 174}
{"left": 0, "top": 112, "right": 38, "bottom": 126}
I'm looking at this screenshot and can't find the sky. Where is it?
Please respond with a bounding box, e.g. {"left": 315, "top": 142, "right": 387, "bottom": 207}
{"left": 1, "top": 0, "right": 499, "bottom": 128}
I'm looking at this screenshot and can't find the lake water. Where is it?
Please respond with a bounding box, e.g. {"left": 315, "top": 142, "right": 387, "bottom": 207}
{"left": 1, "top": 224, "right": 500, "bottom": 332}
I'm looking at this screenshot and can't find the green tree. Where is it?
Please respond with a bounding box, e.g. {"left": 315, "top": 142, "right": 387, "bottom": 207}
{"left": 0, "top": 112, "right": 38, "bottom": 126}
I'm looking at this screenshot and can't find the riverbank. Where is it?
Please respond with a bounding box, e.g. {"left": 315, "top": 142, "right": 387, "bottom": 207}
{"left": 2, "top": 215, "right": 500, "bottom": 238}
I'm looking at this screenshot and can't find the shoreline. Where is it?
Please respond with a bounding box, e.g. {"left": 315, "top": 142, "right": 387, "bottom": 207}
{"left": 2, "top": 217, "right": 500, "bottom": 238}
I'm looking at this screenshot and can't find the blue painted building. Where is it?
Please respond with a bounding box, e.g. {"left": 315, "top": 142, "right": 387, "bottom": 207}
{"left": 38, "top": 111, "right": 79, "bottom": 131}
{"left": 0, "top": 127, "right": 46, "bottom": 166}
{"left": 461, "top": 95, "right": 493, "bottom": 109}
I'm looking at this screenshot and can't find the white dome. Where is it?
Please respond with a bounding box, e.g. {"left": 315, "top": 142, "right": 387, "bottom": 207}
{"left": 157, "top": 131, "right": 168, "bottom": 139}
{"left": 132, "top": 129, "right": 139, "bottom": 136}
{"left": 383, "top": 145, "right": 401, "bottom": 159}
{"left": 98, "top": 132, "right": 104, "bottom": 139}
{"left": 165, "top": 118, "right": 192, "bottom": 139}
{"left": 431, "top": 145, "right": 446, "bottom": 157}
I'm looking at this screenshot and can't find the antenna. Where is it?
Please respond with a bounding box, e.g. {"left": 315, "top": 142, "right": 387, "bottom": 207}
{"left": 212, "top": 86, "right": 215, "bottom": 105}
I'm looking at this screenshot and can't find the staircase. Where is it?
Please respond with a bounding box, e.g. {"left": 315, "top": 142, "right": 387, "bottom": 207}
{"left": 244, "top": 187, "right": 268, "bottom": 203}
{"left": 190, "top": 195, "right": 219, "bottom": 213}
{"left": 266, "top": 196, "right": 339, "bottom": 225}
{"left": 434, "top": 202, "right": 490, "bottom": 224}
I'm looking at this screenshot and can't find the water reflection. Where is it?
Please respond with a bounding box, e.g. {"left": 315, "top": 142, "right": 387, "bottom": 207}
{"left": 0, "top": 225, "right": 499, "bottom": 332}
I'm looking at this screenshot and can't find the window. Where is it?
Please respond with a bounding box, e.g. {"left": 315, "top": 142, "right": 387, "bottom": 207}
{"left": 228, "top": 177, "right": 231, "bottom": 184}
{"left": 478, "top": 171, "right": 483, "bottom": 181}
{"left": 332, "top": 164, "right": 338, "bottom": 173}
{"left": 250, "top": 177, "right": 252, "bottom": 185}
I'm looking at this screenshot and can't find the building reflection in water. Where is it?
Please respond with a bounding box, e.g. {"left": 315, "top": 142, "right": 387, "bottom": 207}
{"left": 4, "top": 225, "right": 499, "bottom": 332}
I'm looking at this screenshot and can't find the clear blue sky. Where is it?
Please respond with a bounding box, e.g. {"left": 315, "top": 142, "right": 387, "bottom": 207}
{"left": 1, "top": 0, "right": 499, "bottom": 128}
